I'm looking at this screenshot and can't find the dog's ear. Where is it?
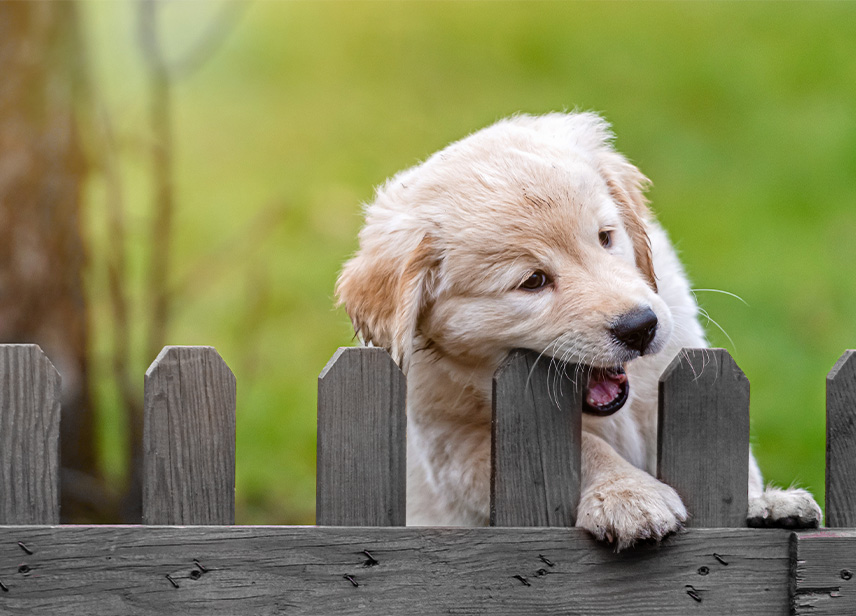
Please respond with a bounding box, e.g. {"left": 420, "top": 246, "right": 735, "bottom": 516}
{"left": 336, "top": 232, "right": 437, "bottom": 370}
{"left": 596, "top": 149, "right": 657, "bottom": 293}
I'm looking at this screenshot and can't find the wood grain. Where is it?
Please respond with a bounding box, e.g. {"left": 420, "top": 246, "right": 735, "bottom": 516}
{"left": 143, "top": 346, "right": 236, "bottom": 525}
{"left": 792, "top": 529, "right": 856, "bottom": 614}
{"left": 826, "top": 350, "right": 856, "bottom": 527}
{"left": 316, "top": 347, "right": 406, "bottom": 526}
{"left": 0, "top": 526, "right": 792, "bottom": 615}
{"left": 491, "top": 350, "right": 581, "bottom": 527}
{"left": 658, "top": 348, "right": 749, "bottom": 528}
{"left": 0, "top": 345, "right": 61, "bottom": 524}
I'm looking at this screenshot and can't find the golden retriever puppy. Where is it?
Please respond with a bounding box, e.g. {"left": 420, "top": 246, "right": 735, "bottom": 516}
{"left": 337, "top": 112, "right": 821, "bottom": 548}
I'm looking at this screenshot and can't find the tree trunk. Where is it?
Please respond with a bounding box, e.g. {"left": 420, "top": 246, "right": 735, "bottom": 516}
{"left": 0, "top": 1, "right": 107, "bottom": 521}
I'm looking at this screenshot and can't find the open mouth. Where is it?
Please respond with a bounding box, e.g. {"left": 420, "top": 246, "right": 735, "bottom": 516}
{"left": 582, "top": 366, "right": 629, "bottom": 417}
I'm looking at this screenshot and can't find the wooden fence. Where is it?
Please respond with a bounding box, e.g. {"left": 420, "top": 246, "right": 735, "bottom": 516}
{"left": 0, "top": 343, "right": 854, "bottom": 614}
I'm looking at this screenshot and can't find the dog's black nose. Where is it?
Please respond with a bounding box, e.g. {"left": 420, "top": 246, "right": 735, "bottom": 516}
{"left": 610, "top": 307, "right": 658, "bottom": 355}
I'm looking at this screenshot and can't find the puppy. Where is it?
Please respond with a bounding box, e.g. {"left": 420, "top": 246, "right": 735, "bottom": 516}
{"left": 337, "top": 112, "right": 821, "bottom": 548}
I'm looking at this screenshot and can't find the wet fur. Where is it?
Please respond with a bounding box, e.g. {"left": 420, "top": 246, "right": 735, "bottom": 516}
{"left": 337, "top": 112, "right": 821, "bottom": 548}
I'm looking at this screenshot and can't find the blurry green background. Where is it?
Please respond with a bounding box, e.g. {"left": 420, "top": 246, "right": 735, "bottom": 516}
{"left": 81, "top": 1, "right": 856, "bottom": 523}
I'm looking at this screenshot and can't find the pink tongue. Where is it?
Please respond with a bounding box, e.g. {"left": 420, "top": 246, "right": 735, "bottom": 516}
{"left": 586, "top": 370, "right": 624, "bottom": 407}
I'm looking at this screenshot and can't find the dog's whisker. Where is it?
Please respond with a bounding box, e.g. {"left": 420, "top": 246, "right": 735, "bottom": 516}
{"left": 538, "top": 335, "right": 568, "bottom": 407}
{"left": 691, "top": 288, "right": 749, "bottom": 306}
{"left": 697, "top": 307, "right": 736, "bottom": 352}
{"left": 679, "top": 348, "right": 699, "bottom": 380}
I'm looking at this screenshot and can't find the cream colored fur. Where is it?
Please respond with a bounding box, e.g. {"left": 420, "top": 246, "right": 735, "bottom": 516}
{"left": 337, "top": 112, "right": 821, "bottom": 549}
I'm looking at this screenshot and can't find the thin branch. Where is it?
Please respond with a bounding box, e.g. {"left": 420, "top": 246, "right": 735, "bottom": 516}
{"left": 171, "top": 200, "right": 289, "bottom": 301}
{"left": 138, "top": 0, "right": 175, "bottom": 364}
{"left": 74, "top": 3, "right": 141, "bottom": 521}
{"left": 168, "top": 1, "right": 251, "bottom": 79}
{"left": 137, "top": 0, "right": 250, "bottom": 363}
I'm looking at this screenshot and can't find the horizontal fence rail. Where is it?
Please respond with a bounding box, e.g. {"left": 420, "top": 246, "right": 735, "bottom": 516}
{"left": 0, "top": 344, "right": 853, "bottom": 615}
{"left": 0, "top": 526, "right": 793, "bottom": 615}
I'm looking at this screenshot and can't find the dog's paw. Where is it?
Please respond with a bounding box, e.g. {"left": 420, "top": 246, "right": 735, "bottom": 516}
{"left": 747, "top": 487, "right": 822, "bottom": 529}
{"left": 576, "top": 471, "right": 687, "bottom": 551}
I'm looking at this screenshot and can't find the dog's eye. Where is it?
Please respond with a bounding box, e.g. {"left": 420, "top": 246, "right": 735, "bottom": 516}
{"left": 519, "top": 271, "right": 553, "bottom": 291}
{"left": 599, "top": 230, "right": 613, "bottom": 248}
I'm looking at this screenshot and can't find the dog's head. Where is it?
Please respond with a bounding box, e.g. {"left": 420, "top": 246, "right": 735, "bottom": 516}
{"left": 337, "top": 113, "right": 673, "bottom": 412}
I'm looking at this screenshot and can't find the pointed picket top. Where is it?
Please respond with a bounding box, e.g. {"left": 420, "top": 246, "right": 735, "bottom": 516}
{"left": 658, "top": 348, "right": 749, "bottom": 528}
{"left": 143, "top": 346, "right": 236, "bottom": 525}
{"left": 0, "top": 344, "right": 61, "bottom": 524}
{"left": 317, "top": 346, "right": 406, "bottom": 526}
{"left": 491, "top": 349, "right": 582, "bottom": 527}
{"left": 826, "top": 350, "right": 856, "bottom": 527}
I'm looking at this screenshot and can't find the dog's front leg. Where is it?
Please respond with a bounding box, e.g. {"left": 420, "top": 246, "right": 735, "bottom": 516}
{"left": 576, "top": 431, "right": 687, "bottom": 550}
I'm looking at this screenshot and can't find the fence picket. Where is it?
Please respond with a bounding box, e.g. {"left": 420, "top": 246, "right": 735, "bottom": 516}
{"left": 658, "top": 348, "right": 749, "bottom": 527}
{"left": 826, "top": 350, "right": 856, "bottom": 527}
{"left": 0, "top": 345, "right": 61, "bottom": 524}
{"left": 491, "top": 349, "right": 581, "bottom": 527}
{"left": 316, "top": 347, "right": 406, "bottom": 526}
{"left": 143, "top": 346, "right": 236, "bottom": 525}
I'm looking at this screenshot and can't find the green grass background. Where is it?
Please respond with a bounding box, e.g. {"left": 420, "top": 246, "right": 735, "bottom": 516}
{"left": 81, "top": 1, "right": 856, "bottom": 523}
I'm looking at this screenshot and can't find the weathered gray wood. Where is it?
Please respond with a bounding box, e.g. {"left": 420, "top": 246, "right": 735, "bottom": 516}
{"left": 0, "top": 526, "right": 792, "bottom": 615}
{"left": 491, "top": 350, "right": 581, "bottom": 527}
{"left": 792, "top": 529, "right": 856, "bottom": 614}
{"left": 826, "top": 350, "right": 856, "bottom": 527}
{"left": 143, "top": 346, "right": 236, "bottom": 525}
{"left": 316, "top": 347, "right": 406, "bottom": 526}
{"left": 658, "top": 348, "right": 749, "bottom": 527}
{"left": 0, "top": 345, "right": 61, "bottom": 524}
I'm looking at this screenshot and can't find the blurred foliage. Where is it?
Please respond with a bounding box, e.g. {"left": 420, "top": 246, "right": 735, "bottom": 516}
{"left": 79, "top": 1, "right": 856, "bottom": 523}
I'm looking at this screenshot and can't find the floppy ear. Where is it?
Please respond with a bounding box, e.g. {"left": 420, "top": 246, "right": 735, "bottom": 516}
{"left": 336, "top": 233, "right": 437, "bottom": 370}
{"left": 596, "top": 150, "right": 657, "bottom": 292}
